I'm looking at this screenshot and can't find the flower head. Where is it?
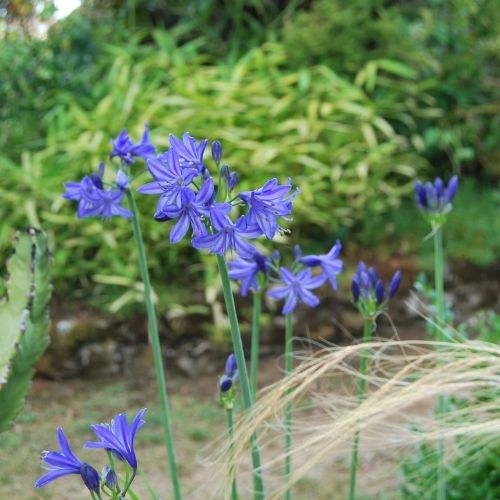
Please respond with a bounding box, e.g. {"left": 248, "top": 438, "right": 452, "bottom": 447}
{"left": 228, "top": 251, "right": 271, "bottom": 296}
{"left": 300, "top": 240, "right": 343, "bottom": 289}
{"left": 267, "top": 267, "right": 326, "bottom": 315}
{"left": 415, "top": 176, "right": 459, "bottom": 223}
{"left": 85, "top": 409, "right": 147, "bottom": 470}
{"left": 219, "top": 353, "right": 239, "bottom": 411}
{"left": 351, "top": 262, "right": 401, "bottom": 318}
{"left": 240, "top": 178, "right": 299, "bottom": 239}
{"left": 110, "top": 124, "right": 155, "bottom": 165}
{"left": 63, "top": 163, "right": 132, "bottom": 220}
{"left": 34, "top": 428, "right": 100, "bottom": 494}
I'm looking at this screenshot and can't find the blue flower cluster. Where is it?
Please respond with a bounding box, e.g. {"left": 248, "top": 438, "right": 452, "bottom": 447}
{"left": 415, "top": 176, "right": 459, "bottom": 225}
{"left": 351, "top": 263, "right": 401, "bottom": 319}
{"left": 219, "top": 353, "right": 239, "bottom": 393}
{"left": 137, "top": 133, "right": 299, "bottom": 254}
{"left": 229, "top": 241, "right": 344, "bottom": 315}
{"left": 63, "top": 125, "right": 157, "bottom": 219}
{"left": 35, "top": 409, "right": 146, "bottom": 495}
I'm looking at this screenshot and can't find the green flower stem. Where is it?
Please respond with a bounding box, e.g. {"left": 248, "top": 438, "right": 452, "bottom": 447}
{"left": 284, "top": 313, "right": 293, "bottom": 500}
{"left": 127, "top": 191, "right": 182, "bottom": 500}
{"left": 216, "top": 255, "right": 265, "bottom": 499}
{"left": 433, "top": 225, "right": 447, "bottom": 500}
{"left": 250, "top": 291, "right": 262, "bottom": 400}
{"left": 121, "top": 469, "right": 137, "bottom": 498}
{"left": 226, "top": 408, "right": 239, "bottom": 500}
{"left": 433, "top": 226, "right": 446, "bottom": 341}
{"left": 348, "top": 317, "right": 374, "bottom": 500}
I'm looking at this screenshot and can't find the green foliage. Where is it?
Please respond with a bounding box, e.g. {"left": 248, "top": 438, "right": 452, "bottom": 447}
{"left": 0, "top": 229, "right": 51, "bottom": 433}
{"left": 402, "top": 437, "right": 500, "bottom": 500}
{"left": 0, "top": 35, "right": 426, "bottom": 310}
{"left": 282, "top": 0, "right": 500, "bottom": 177}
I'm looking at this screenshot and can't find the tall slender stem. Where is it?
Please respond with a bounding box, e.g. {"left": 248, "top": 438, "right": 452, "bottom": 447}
{"left": 284, "top": 313, "right": 293, "bottom": 500}
{"left": 433, "top": 226, "right": 446, "bottom": 340}
{"left": 127, "top": 191, "right": 182, "bottom": 500}
{"left": 348, "top": 318, "right": 374, "bottom": 500}
{"left": 216, "top": 255, "right": 265, "bottom": 499}
{"left": 226, "top": 408, "right": 239, "bottom": 500}
{"left": 433, "top": 225, "right": 447, "bottom": 500}
{"left": 250, "top": 291, "right": 262, "bottom": 400}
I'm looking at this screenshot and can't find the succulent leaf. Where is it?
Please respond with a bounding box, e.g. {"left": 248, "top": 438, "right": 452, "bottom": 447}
{"left": 0, "top": 229, "right": 51, "bottom": 433}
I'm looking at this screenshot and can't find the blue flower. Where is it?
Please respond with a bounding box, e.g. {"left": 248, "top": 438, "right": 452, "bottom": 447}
{"left": 267, "top": 267, "right": 326, "bottom": 315}
{"left": 89, "top": 188, "right": 133, "bottom": 219}
{"left": 155, "top": 178, "right": 215, "bottom": 243}
{"left": 63, "top": 175, "right": 102, "bottom": 218}
{"left": 415, "top": 176, "right": 459, "bottom": 215}
{"left": 192, "top": 215, "right": 262, "bottom": 258}
{"left": 101, "top": 466, "right": 118, "bottom": 489}
{"left": 219, "top": 353, "right": 238, "bottom": 393}
{"left": 85, "top": 409, "right": 147, "bottom": 470}
{"left": 240, "top": 178, "right": 299, "bottom": 239}
{"left": 351, "top": 262, "right": 401, "bottom": 317}
{"left": 228, "top": 251, "right": 271, "bottom": 296}
{"left": 138, "top": 148, "right": 199, "bottom": 209}
{"left": 63, "top": 176, "right": 132, "bottom": 219}
{"left": 220, "top": 165, "right": 239, "bottom": 192}
{"left": 34, "top": 428, "right": 100, "bottom": 494}
{"left": 110, "top": 124, "right": 155, "bottom": 165}
{"left": 116, "top": 169, "right": 130, "bottom": 191}
{"left": 169, "top": 132, "right": 207, "bottom": 171}
{"left": 300, "top": 240, "right": 343, "bottom": 289}
{"left": 211, "top": 140, "right": 223, "bottom": 166}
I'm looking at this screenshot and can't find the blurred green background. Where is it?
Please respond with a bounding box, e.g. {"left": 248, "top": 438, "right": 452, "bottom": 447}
{"left": 1, "top": 0, "right": 499, "bottom": 317}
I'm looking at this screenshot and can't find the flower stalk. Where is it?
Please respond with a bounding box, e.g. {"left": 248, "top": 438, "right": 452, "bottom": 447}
{"left": 216, "top": 255, "right": 265, "bottom": 499}
{"left": 250, "top": 291, "right": 262, "bottom": 399}
{"left": 348, "top": 317, "right": 374, "bottom": 500}
{"left": 284, "top": 313, "right": 293, "bottom": 500}
{"left": 226, "top": 408, "right": 239, "bottom": 500}
{"left": 433, "top": 224, "right": 447, "bottom": 500}
{"left": 127, "top": 191, "right": 182, "bottom": 500}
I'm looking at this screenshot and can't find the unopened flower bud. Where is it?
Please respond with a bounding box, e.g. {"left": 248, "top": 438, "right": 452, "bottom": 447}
{"left": 211, "top": 140, "right": 223, "bottom": 166}
{"left": 80, "top": 463, "right": 100, "bottom": 493}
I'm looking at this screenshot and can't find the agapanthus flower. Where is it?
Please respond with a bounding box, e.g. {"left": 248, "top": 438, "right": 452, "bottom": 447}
{"left": 415, "top": 176, "right": 459, "bottom": 216}
{"left": 268, "top": 267, "right": 326, "bottom": 315}
{"left": 34, "top": 428, "right": 100, "bottom": 494}
{"left": 192, "top": 215, "right": 262, "bottom": 258}
{"left": 240, "top": 178, "right": 299, "bottom": 239}
{"left": 219, "top": 353, "right": 238, "bottom": 393}
{"left": 220, "top": 165, "right": 238, "bottom": 192}
{"left": 63, "top": 175, "right": 102, "bottom": 218}
{"left": 91, "top": 188, "right": 133, "bottom": 219}
{"left": 138, "top": 148, "right": 199, "bottom": 209}
{"left": 154, "top": 178, "right": 215, "bottom": 243}
{"left": 169, "top": 132, "right": 207, "bottom": 171}
{"left": 85, "top": 409, "right": 147, "bottom": 470}
{"left": 116, "top": 169, "right": 129, "bottom": 191}
{"left": 63, "top": 163, "right": 132, "bottom": 219}
{"left": 351, "top": 262, "right": 401, "bottom": 318}
{"left": 300, "top": 240, "right": 343, "bottom": 289}
{"left": 211, "top": 140, "right": 223, "bottom": 166}
{"left": 101, "top": 466, "right": 118, "bottom": 489}
{"left": 110, "top": 124, "right": 155, "bottom": 165}
{"left": 228, "top": 251, "right": 271, "bottom": 296}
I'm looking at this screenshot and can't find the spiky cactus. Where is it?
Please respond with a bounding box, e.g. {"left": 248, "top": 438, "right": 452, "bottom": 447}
{"left": 0, "top": 229, "right": 51, "bottom": 432}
